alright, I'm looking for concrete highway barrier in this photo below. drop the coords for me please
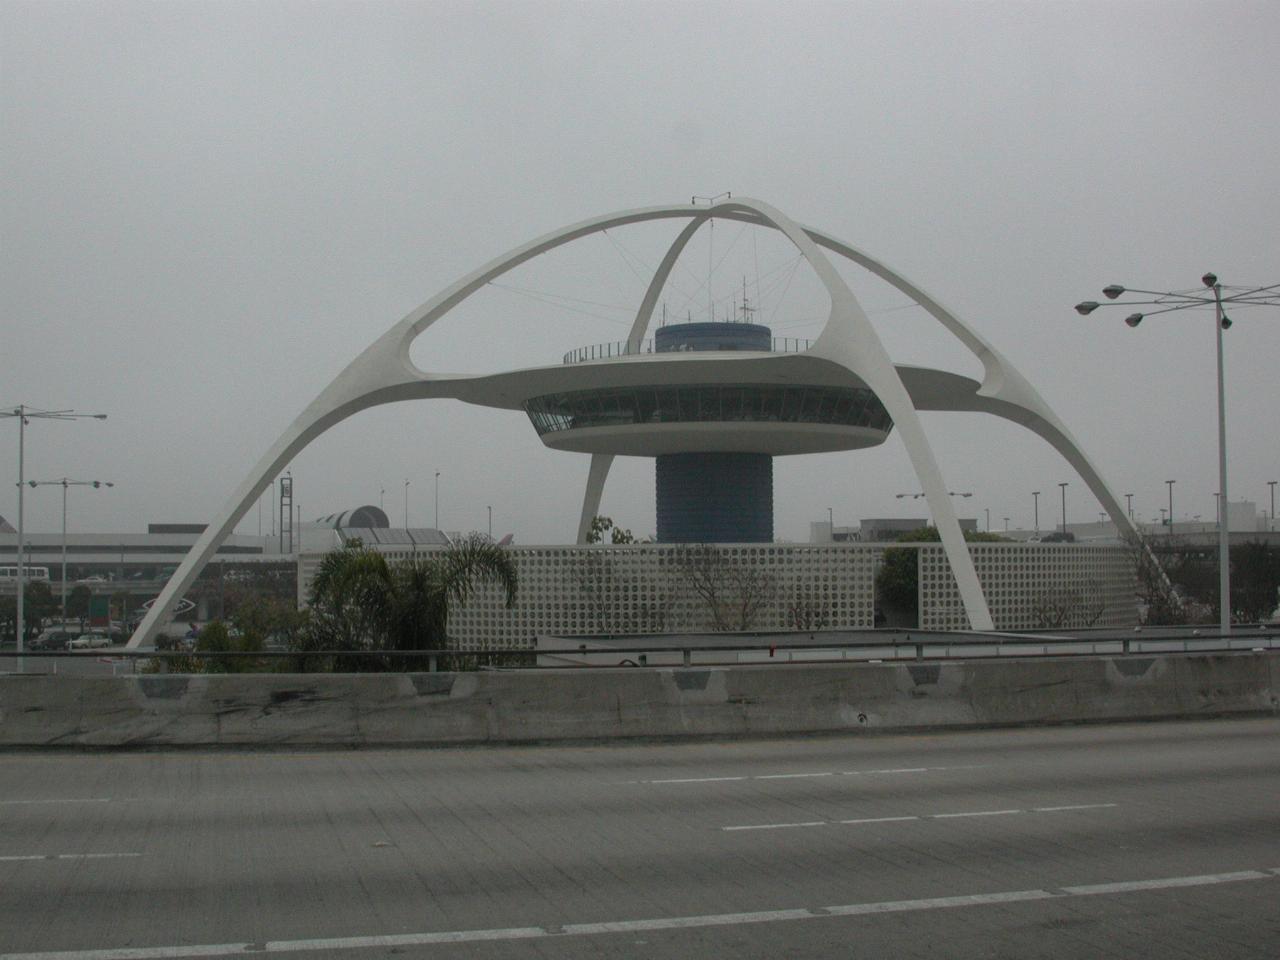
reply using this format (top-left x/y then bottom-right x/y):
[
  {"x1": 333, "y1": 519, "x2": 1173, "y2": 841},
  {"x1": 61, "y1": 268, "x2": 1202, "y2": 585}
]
[{"x1": 1, "y1": 652, "x2": 1276, "y2": 747}]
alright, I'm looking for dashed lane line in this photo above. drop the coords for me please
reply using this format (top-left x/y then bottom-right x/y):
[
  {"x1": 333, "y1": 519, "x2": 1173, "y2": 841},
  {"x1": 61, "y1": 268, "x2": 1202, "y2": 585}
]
[
  {"x1": 0, "y1": 867, "x2": 1274, "y2": 960},
  {"x1": 0, "y1": 853, "x2": 142, "y2": 862},
  {"x1": 633, "y1": 763, "x2": 986, "y2": 785},
  {"x1": 0, "y1": 799, "x2": 114, "y2": 806},
  {"x1": 723, "y1": 802, "x2": 1118, "y2": 832}
]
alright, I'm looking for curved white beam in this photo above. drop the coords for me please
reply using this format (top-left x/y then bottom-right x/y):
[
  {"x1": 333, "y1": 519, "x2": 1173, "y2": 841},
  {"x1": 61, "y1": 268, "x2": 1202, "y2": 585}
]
[
  {"x1": 803, "y1": 228, "x2": 1139, "y2": 544},
  {"x1": 581, "y1": 214, "x2": 712, "y2": 537},
  {"x1": 711, "y1": 206, "x2": 1139, "y2": 543}
]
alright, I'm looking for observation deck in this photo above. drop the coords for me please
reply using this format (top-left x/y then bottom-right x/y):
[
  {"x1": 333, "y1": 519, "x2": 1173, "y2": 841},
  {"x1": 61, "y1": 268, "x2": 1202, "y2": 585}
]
[{"x1": 526, "y1": 321, "x2": 895, "y2": 542}]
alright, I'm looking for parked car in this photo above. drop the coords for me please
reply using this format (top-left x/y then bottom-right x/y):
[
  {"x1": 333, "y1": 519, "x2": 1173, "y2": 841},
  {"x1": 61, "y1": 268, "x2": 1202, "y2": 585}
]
[
  {"x1": 68, "y1": 633, "x2": 111, "y2": 650},
  {"x1": 31, "y1": 631, "x2": 77, "y2": 651}
]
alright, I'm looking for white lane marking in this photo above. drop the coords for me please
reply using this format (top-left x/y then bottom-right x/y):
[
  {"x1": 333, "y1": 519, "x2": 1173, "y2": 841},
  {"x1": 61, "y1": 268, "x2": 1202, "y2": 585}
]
[
  {"x1": 1, "y1": 867, "x2": 1275, "y2": 960},
  {"x1": 836, "y1": 816, "x2": 919, "y2": 825},
  {"x1": 564, "y1": 908, "x2": 813, "y2": 935},
  {"x1": 0, "y1": 853, "x2": 142, "y2": 862},
  {"x1": 1062, "y1": 870, "x2": 1270, "y2": 895},
  {"x1": 723, "y1": 803, "x2": 1115, "y2": 831},
  {"x1": 0, "y1": 799, "x2": 113, "y2": 806},
  {"x1": 1033, "y1": 803, "x2": 1118, "y2": 813},
  {"x1": 634, "y1": 763, "x2": 987, "y2": 785},
  {"x1": 264, "y1": 927, "x2": 545, "y2": 950},
  {"x1": 757, "y1": 772, "x2": 835, "y2": 780},
  {"x1": 824, "y1": 889, "x2": 1056, "y2": 916}
]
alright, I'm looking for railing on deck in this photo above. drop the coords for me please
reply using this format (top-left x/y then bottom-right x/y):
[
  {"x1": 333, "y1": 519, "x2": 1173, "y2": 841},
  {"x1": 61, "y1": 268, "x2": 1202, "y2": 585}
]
[{"x1": 562, "y1": 337, "x2": 814, "y2": 365}]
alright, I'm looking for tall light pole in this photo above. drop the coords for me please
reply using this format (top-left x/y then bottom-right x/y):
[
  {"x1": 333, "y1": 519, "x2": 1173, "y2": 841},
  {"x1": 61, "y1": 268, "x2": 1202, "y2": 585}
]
[
  {"x1": 1032, "y1": 491, "x2": 1040, "y2": 536},
  {"x1": 1078, "y1": 275, "x2": 1278, "y2": 633},
  {"x1": 827, "y1": 506, "x2": 833, "y2": 539},
  {"x1": 1124, "y1": 493, "x2": 1134, "y2": 521},
  {"x1": 25, "y1": 478, "x2": 113, "y2": 622},
  {"x1": 403, "y1": 480, "x2": 410, "y2": 528},
  {"x1": 1058, "y1": 482, "x2": 1068, "y2": 536},
  {"x1": 434, "y1": 471, "x2": 441, "y2": 529},
  {"x1": 2, "y1": 406, "x2": 108, "y2": 661},
  {"x1": 1269, "y1": 481, "x2": 1276, "y2": 532},
  {"x1": 1165, "y1": 480, "x2": 1175, "y2": 533},
  {"x1": 487, "y1": 505, "x2": 492, "y2": 540},
  {"x1": 984, "y1": 507, "x2": 990, "y2": 532}
]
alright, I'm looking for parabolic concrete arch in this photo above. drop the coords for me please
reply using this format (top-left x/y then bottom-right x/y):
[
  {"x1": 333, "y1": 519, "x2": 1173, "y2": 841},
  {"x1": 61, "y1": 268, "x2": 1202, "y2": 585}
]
[{"x1": 127, "y1": 197, "x2": 1136, "y2": 648}]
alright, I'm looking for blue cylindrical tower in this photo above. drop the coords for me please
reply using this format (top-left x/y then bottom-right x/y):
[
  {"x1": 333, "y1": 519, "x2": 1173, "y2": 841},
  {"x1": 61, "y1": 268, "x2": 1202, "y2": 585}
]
[
  {"x1": 656, "y1": 451, "x2": 773, "y2": 543},
  {"x1": 654, "y1": 323, "x2": 774, "y2": 542}
]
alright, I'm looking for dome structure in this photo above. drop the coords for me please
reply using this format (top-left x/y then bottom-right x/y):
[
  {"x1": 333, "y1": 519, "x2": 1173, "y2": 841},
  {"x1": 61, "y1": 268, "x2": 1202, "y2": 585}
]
[{"x1": 128, "y1": 196, "x2": 1139, "y2": 646}]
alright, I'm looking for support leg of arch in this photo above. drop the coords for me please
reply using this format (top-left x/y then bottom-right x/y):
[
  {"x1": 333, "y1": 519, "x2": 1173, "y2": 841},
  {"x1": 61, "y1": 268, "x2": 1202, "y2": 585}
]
[
  {"x1": 576, "y1": 454, "x2": 615, "y2": 544},
  {"x1": 721, "y1": 197, "x2": 996, "y2": 631},
  {"x1": 126, "y1": 358, "x2": 439, "y2": 649}
]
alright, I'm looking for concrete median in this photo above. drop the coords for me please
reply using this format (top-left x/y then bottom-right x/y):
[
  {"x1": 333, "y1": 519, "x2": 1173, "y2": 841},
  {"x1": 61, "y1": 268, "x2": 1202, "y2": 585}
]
[{"x1": 1, "y1": 652, "x2": 1276, "y2": 747}]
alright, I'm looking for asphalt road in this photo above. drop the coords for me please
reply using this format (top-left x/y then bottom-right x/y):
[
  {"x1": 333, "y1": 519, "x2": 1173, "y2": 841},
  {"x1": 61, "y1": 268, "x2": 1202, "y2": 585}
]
[{"x1": 1, "y1": 718, "x2": 1278, "y2": 959}]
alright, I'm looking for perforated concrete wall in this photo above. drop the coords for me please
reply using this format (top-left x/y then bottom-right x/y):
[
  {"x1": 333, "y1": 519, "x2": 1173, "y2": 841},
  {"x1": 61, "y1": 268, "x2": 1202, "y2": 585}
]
[
  {"x1": 299, "y1": 542, "x2": 1136, "y2": 649},
  {"x1": 918, "y1": 543, "x2": 1137, "y2": 631}
]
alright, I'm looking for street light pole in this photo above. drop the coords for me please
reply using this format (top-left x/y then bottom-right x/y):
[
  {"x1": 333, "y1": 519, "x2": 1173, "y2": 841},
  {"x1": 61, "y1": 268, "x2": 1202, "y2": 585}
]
[
  {"x1": 487, "y1": 505, "x2": 492, "y2": 540},
  {"x1": 1058, "y1": 482, "x2": 1068, "y2": 536},
  {"x1": 1166, "y1": 480, "x2": 1176, "y2": 534},
  {"x1": 1210, "y1": 279, "x2": 1230, "y2": 630},
  {"x1": 403, "y1": 480, "x2": 410, "y2": 528},
  {"x1": 2, "y1": 406, "x2": 107, "y2": 662},
  {"x1": 1077, "y1": 274, "x2": 1278, "y2": 634},
  {"x1": 1269, "y1": 481, "x2": 1277, "y2": 532},
  {"x1": 1124, "y1": 493, "x2": 1133, "y2": 521},
  {"x1": 1032, "y1": 491, "x2": 1040, "y2": 536},
  {"x1": 434, "y1": 471, "x2": 441, "y2": 529},
  {"x1": 25, "y1": 479, "x2": 114, "y2": 622}
]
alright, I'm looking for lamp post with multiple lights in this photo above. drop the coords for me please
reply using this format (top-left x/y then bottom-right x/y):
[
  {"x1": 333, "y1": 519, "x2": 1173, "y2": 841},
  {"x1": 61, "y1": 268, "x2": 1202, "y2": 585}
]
[
  {"x1": 2, "y1": 406, "x2": 108, "y2": 662},
  {"x1": 1058, "y1": 482, "x2": 1069, "y2": 536},
  {"x1": 1165, "y1": 480, "x2": 1176, "y2": 533},
  {"x1": 1076, "y1": 273, "x2": 1278, "y2": 633},
  {"x1": 25, "y1": 478, "x2": 114, "y2": 622},
  {"x1": 1032, "y1": 491, "x2": 1040, "y2": 537}
]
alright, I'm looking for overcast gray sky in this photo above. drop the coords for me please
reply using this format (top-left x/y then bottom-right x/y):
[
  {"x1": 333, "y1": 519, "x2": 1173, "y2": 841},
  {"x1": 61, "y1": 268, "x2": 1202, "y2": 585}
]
[{"x1": 4, "y1": 0, "x2": 1278, "y2": 545}]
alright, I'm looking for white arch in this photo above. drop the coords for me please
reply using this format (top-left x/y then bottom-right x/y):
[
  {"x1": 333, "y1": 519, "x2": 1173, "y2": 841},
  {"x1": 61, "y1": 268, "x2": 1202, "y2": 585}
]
[{"x1": 127, "y1": 198, "x2": 1136, "y2": 647}]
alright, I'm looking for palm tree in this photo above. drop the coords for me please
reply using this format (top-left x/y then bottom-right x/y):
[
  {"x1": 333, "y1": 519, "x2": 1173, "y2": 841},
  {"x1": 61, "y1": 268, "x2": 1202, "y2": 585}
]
[
  {"x1": 303, "y1": 534, "x2": 518, "y2": 667},
  {"x1": 306, "y1": 540, "x2": 394, "y2": 650}
]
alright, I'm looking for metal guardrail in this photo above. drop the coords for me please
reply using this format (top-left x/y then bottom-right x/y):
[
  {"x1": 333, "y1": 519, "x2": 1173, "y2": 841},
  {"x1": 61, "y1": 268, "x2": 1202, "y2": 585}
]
[
  {"x1": 4, "y1": 627, "x2": 1277, "y2": 673},
  {"x1": 562, "y1": 337, "x2": 814, "y2": 365}
]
